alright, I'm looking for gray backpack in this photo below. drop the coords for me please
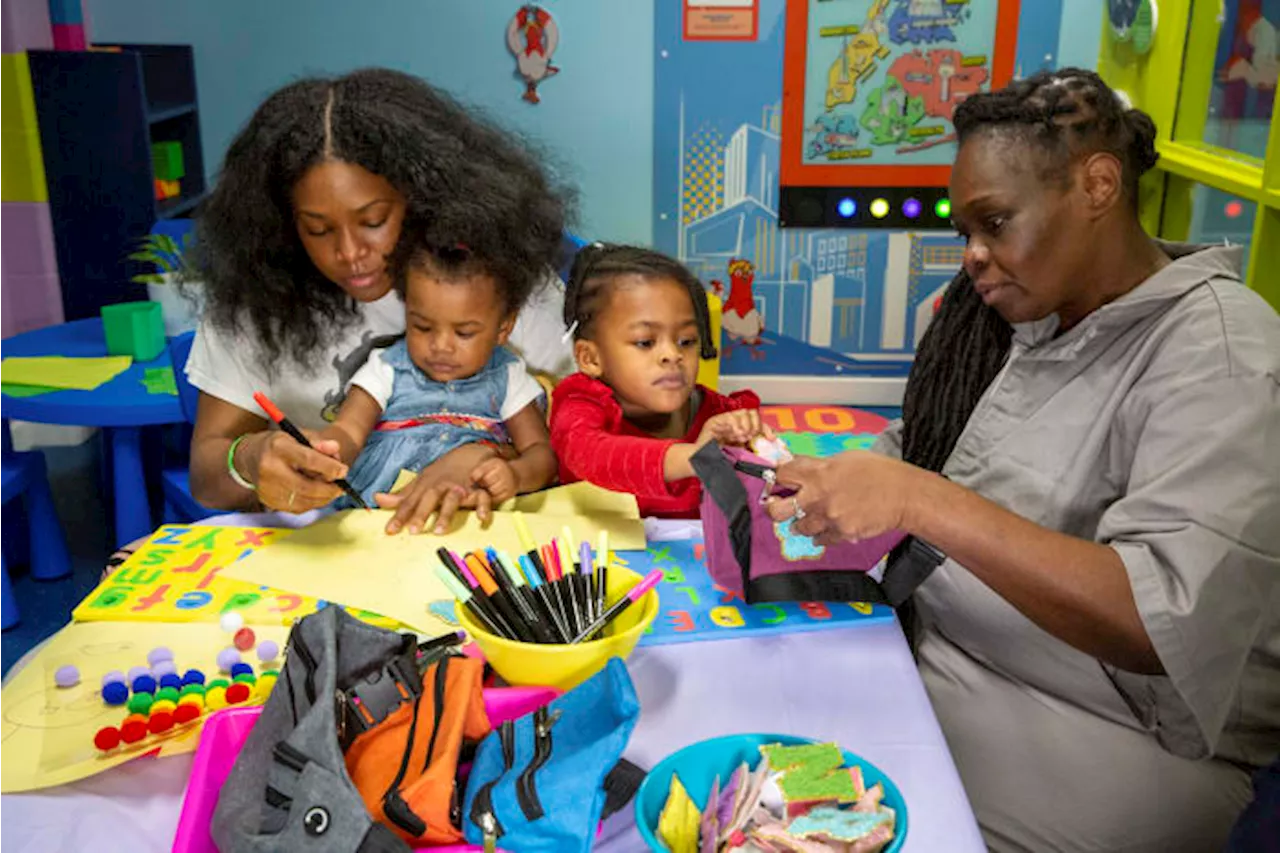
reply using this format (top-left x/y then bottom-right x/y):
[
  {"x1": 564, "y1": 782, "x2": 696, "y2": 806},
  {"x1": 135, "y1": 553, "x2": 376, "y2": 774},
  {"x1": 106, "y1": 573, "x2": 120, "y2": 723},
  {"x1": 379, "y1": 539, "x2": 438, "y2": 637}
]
[{"x1": 211, "y1": 607, "x2": 419, "y2": 852}]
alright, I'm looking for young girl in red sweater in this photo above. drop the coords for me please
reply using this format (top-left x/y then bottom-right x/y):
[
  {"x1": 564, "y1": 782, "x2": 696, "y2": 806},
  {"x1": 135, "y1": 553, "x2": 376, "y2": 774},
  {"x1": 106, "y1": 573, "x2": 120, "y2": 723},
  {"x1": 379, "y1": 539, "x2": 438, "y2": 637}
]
[{"x1": 550, "y1": 244, "x2": 770, "y2": 518}]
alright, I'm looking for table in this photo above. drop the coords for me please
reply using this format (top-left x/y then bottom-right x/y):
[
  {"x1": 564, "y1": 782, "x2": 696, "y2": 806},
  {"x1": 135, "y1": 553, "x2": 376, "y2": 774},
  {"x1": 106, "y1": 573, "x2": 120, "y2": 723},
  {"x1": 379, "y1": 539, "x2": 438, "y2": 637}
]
[
  {"x1": 1, "y1": 319, "x2": 184, "y2": 546},
  {"x1": 0, "y1": 515, "x2": 983, "y2": 852}
]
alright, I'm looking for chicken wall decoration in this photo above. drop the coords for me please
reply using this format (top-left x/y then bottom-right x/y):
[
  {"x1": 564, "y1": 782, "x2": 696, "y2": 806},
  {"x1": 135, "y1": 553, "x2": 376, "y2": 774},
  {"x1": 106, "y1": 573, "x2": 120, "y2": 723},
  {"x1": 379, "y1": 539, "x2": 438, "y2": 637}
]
[{"x1": 507, "y1": 4, "x2": 559, "y2": 104}]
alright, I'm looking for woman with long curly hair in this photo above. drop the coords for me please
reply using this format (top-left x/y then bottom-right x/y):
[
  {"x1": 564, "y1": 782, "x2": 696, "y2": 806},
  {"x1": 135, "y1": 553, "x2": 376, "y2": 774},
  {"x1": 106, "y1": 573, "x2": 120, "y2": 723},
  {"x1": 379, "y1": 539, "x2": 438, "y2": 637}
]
[{"x1": 184, "y1": 68, "x2": 573, "y2": 531}]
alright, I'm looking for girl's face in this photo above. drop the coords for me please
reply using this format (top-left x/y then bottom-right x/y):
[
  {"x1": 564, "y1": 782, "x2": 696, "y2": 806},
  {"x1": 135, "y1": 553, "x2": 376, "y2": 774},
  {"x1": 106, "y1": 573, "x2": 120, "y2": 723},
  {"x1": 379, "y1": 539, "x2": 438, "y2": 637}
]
[
  {"x1": 404, "y1": 265, "x2": 514, "y2": 383},
  {"x1": 949, "y1": 133, "x2": 1091, "y2": 326},
  {"x1": 575, "y1": 276, "x2": 701, "y2": 421},
  {"x1": 291, "y1": 160, "x2": 407, "y2": 303}
]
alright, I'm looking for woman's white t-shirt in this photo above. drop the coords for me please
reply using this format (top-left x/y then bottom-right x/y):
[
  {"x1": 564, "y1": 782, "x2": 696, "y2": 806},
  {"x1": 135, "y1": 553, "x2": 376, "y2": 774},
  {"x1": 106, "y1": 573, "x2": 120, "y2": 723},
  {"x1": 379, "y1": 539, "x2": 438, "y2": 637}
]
[{"x1": 186, "y1": 274, "x2": 573, "y2": 431}]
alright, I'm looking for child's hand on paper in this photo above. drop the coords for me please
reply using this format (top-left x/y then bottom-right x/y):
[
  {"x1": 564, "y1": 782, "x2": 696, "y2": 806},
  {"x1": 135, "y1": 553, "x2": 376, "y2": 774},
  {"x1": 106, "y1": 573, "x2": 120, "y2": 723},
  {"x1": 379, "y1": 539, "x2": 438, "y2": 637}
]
[
  {"x1": 375, "y1": 443, "x2": 502, "y2": 535},
  {"x1": 696, "y1": 409, "x2": 774, "y2": 450},
  {"x1": 470, "y1": 457, "x2": 518, "y2": 507}
]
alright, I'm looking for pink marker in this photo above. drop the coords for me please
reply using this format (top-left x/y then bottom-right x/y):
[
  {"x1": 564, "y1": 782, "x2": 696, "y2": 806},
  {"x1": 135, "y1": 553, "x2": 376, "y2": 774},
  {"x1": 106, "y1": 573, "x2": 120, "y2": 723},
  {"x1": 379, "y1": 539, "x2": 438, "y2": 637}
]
[
  {"x1": 452, "y1": 550, "x2": 479, "y2": 588},
  {"x1": 570, "y1": 569, "x2": 662, "y2": 644}
]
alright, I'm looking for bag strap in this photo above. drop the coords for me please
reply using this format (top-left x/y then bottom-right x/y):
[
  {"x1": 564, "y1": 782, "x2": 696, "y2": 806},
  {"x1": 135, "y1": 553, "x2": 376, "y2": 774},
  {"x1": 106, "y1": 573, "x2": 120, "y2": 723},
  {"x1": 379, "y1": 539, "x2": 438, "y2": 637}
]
[
  {"x1": 600, "y1": 758, "x2": 646, "y2": 820},
  {"x1": 338, "y1": 635, "x2": 423, "y2": 750},
  {"x1": 690, "y1": 443, "x2": 755, "y2": 593}
]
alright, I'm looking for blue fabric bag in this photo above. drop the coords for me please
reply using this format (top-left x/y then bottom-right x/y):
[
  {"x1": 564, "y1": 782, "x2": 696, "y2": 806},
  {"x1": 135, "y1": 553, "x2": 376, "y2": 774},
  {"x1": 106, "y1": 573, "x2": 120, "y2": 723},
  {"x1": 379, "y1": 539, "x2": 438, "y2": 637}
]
[{"x1": 462, "y1": 658, "x2": 641, "y2": 852}]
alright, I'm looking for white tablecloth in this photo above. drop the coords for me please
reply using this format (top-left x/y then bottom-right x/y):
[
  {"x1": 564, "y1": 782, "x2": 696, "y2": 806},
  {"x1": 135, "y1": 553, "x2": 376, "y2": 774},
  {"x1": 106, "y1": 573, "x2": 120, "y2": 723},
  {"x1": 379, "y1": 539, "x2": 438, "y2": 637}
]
[{"x1": 1, "y1": 514, "x2": 983, "y2": 852}]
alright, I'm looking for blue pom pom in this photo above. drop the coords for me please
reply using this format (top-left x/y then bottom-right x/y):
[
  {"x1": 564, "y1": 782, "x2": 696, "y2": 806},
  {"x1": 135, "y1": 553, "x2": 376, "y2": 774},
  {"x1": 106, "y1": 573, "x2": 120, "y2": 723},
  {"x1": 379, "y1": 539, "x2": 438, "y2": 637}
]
[
  {"x1": 158, "y1": 673, "x2": 183, "y2": 690},
  {"x1": 229, "y1": 662, "x2": 254, "y2": 678},
  {"x1": 130, "y1": 674, "x2": 157, "y2": 695},
  {"x1": 102, "y1": 681, "x2": 129, "y2": 705},
  {"x1": 181, "y1": 668, "x2": 206, "y2": 686}
]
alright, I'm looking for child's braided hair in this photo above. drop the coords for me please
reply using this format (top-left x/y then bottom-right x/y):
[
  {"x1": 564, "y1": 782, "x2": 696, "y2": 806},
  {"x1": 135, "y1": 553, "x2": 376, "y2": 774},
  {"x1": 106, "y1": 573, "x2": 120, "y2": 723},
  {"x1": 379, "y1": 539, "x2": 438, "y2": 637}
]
[{"x1": 563, "y1": 244, "x2": 718, "y2": 360}]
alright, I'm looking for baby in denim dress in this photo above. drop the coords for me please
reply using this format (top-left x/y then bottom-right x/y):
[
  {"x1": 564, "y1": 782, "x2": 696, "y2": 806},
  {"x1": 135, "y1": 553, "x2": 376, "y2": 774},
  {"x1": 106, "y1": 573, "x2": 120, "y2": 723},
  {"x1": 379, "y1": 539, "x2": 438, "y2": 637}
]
[{"x1": 321, "y1": 242, "x2": 558, "y2": 512}]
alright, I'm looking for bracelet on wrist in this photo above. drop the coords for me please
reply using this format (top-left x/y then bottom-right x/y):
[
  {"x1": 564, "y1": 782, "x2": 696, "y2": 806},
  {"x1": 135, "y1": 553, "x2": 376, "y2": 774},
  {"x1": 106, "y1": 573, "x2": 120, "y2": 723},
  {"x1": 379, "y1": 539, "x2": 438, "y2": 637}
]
[{"x1": 227, "y1": 434, "x2": 257, "y2": 492}]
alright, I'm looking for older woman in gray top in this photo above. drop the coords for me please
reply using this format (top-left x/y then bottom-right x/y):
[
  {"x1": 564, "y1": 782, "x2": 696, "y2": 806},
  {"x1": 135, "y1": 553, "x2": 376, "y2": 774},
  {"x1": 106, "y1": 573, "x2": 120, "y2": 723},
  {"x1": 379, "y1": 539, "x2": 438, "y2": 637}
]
[{"x1": 769, "y1": 68, "x2": 1280, "y2": 852}]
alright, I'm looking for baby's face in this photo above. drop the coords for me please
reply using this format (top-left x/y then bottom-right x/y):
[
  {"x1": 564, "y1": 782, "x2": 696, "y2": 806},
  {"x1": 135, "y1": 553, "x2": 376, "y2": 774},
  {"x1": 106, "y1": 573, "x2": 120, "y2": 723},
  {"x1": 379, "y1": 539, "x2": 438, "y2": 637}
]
[{"x1": 403, "y1": 268, "x2": 514, "y2": 383}]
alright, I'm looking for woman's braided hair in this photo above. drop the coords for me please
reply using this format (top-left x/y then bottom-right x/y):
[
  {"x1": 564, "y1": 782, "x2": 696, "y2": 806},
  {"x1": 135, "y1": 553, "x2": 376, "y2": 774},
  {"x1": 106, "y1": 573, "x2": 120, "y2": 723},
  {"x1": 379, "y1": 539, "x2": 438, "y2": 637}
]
[
  {"x1": 900, "y1": 68, "x2": 1159, "y2": 473},
  {"x1": 563, "y1": 243, "x2": 718, "y2": 360}
]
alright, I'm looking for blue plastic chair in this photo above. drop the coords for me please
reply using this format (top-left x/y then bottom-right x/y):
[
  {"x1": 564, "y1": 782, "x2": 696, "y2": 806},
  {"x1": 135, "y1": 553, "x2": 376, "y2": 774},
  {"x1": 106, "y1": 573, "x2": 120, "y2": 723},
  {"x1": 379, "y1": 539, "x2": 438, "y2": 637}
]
[
  {"x1": 160, "y1": 330, "x2": 217, "y2": 523},
  {"x1": 1, "y1": 429, "x2": 73, "y2": 629}
]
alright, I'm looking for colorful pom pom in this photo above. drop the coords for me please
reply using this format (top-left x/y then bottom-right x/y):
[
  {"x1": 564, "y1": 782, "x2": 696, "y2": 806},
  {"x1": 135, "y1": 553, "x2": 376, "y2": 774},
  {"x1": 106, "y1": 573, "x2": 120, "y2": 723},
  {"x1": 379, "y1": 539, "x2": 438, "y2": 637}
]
[
  {"x1": 147, "y1": 646, "x2": 174, "y2": 666},
  {"x1": 229, "y1": 662, "x2": 253, "y2": 678},
  {"x1": 102, "y1": 681, "x2": 130, "y2": 706},
  {"x1": 93, "y1": 726, "x2": 121, "y2": 751},
  {"x1": 155, "y1": 686, "x2": 180, "y2": 703},
  {"x1": 101, "y1": 669, "x2": 126, "y2": 688},
  {"x1": 119, "y1": 720, "x2": 148, "y2": 744},
  {"x1": 127, "y1": 692, "x2": 154, "y2": 714},
  {"x1": 148, "y1": 711, "x2": 174, "y2": 734},
  {"x1": 257, "y1": 640, "x2": 279, "y2": 662},
  {"x1": 158, "y1": 673, "x2": 183, "y2": 691},
  {"x1": 217, "y1": 647, "x2": 241, "y2": 673},
  {"x1": 205, "y1": 687, "x2": 228, "y2": 711},
  {"x1": 219, "y1": 611, "x2": 245, "y2": 633},
  {"x1": 173, "y1": 703, "x2": 201, "y2": 724},
  {"x1": 54, "y1": 664, "x2": 80, "y2": 688},
  {"x1": 233, "y1": 627, "x2": 256, "y2": 651},
  {"x1": 151, "y1": 660, "x2": 178, "y2": 678},
  {"x1": 130, "y1": 674, "x2": 157, "y2": 695},
  {"x1": 181, "y1": 669, "x2": 206, "y2": 686},
  {"x1": 225, "y1": 683, "x2": 251, "y2": 705}
]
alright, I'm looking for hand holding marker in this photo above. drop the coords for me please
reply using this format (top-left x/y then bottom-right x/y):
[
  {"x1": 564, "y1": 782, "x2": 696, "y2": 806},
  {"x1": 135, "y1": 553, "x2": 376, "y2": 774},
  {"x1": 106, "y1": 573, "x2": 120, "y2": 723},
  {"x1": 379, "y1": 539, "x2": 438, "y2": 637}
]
[{"x1": 252, "y1": 391, "x2": 370, "y2": 510}]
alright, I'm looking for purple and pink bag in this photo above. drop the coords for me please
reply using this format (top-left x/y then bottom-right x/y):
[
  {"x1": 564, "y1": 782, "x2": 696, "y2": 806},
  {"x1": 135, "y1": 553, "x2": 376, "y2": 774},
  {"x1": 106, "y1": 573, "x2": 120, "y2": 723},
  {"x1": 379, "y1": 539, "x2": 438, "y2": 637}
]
[{"x1": 691, "y1": 444, "x2": 944, "y2": 605}]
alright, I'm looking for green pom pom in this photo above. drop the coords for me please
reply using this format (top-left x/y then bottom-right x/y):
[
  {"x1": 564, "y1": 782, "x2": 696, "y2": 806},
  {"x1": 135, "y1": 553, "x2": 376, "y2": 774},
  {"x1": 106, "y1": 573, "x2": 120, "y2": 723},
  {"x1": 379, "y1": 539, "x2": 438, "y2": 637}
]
[
  {"x1": 127, "y1": 692, "x2": 154, "y2": 714},
  {"x1": 233, "y1": 673, "x2": 257, "y2": 685},
  {"x1": 206, "y1": 678, "x2": 230, "y2": 690},
  {"x1": 261, "y1": 669, "x2": 280, "y2": 678},
  {"x1": 155, "y1": 687, "x2": 180, "y2": 703},
  {"x1": 180, "y1": 683, "x2": 206, "y2": 697}
]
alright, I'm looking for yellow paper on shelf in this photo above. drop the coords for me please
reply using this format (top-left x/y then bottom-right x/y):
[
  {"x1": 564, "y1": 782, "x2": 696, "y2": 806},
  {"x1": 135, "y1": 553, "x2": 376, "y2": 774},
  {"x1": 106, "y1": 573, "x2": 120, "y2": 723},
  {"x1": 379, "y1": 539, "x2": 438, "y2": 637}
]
[
  {"x1": 72, "y1": 524, "x2": 401, "y2": 630},
  {"x1": 0, "y1": 355, "x2": 132, "y2": 390},
  {"x1": 0, "y1": 620, "x2": 289, "y2": 793},
  {"x1": 389, "y1": 473, "x2": 641, "y2": 521},
  {"x1": 220, "y1": 506, "x2": 644, "y2": 636}
]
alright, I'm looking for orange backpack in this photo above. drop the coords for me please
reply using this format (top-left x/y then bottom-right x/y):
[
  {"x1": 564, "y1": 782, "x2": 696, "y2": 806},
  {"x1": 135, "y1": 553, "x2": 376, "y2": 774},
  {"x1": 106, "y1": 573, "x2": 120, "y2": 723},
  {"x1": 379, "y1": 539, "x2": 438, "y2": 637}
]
[{"x1": 344, "y1": 654, "x2": 492, "y2": 845}]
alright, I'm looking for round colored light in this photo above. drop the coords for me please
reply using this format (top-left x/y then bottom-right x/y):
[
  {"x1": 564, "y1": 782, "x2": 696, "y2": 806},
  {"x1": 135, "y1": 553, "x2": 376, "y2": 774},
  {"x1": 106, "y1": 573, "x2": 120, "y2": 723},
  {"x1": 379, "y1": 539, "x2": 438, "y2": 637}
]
[
  {"x1": 902, "y1": 198, "x2": 922, "y2": 218},
  {"x1": 870, "y1": 198, "x2": 890, "y2": 219},
  {"x1": 935, "y1": 197, "x2": 952, "y2": 218},
  {"x1": 836, "y1": 197, "x2": 857, "y2": 218},
  {"x1": 1225, "y1": 200, "x2": 1244, "y2": 219}
]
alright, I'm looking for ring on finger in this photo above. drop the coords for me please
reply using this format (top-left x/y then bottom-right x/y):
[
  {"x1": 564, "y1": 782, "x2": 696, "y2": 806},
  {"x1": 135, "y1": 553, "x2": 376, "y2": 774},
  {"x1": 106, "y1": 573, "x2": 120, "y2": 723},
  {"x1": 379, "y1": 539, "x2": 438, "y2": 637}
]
[
  {"x1": 791, "y1": 496, "x2": 806, "y2": 521},
  {"x1": 287, "y1": 490, "x2": 296, "y2": 509}
]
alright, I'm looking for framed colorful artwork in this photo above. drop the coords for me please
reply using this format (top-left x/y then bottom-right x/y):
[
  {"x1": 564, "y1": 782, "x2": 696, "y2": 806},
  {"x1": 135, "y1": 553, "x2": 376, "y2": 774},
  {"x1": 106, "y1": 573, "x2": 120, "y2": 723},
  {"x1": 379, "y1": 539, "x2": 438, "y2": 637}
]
[{"x1": 779, "y1": 0, "x2": 1021, "y2": 229}]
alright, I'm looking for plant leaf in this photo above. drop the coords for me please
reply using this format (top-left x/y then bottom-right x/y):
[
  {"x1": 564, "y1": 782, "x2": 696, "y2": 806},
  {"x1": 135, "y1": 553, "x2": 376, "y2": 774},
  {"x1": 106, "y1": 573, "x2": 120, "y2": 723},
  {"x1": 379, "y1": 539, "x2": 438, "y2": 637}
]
[{"x1": 131, "y1": 274, "x2": 167, "y2": 284}]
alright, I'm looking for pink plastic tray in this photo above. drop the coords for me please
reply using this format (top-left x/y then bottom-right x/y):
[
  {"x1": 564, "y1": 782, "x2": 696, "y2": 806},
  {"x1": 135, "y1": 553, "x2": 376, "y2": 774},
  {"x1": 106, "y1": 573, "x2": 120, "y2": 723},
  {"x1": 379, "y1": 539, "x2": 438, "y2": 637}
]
[{"x1": 172, "y1": 685, "x2": 559, "y2": 853}]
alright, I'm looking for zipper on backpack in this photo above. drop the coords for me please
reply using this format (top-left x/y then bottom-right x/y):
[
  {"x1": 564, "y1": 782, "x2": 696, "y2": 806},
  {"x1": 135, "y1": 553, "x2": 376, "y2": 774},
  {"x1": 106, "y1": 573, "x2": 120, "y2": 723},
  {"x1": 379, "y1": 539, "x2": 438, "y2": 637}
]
[
  {"x1": 272, "y1": 739, "x2": 309, "y2": 773},
  {"x1": 469, "y1": 719, "x2": 514, "y2": 844},
  {"x1": 380, "y1": 677, "x2": 429, "y2": 837},
  {"x1": 515, "y1": 706, "x2": 560, "y2": 821},
  {"x1": 420, "y1": 655, "x2": 450, "y2": 773}
]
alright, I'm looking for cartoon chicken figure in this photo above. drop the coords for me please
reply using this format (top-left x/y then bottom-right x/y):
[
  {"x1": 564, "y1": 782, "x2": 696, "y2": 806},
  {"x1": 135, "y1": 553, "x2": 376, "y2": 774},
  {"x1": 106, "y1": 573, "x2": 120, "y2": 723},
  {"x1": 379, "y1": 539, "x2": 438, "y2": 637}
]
[
  {"x1": 712, "y1": 258, "x2": 766, "y2": 360},
  {"x1": 507, "y1": 4, "x2": 559, "y2": 104}
]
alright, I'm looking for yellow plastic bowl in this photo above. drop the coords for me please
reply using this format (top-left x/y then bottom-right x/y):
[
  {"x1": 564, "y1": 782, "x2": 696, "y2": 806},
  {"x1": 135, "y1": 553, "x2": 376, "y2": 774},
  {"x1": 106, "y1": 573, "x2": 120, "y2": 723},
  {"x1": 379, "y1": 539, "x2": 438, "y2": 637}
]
[{"x1": 456, "y1": 565, "x2": 658, "y2": 692}]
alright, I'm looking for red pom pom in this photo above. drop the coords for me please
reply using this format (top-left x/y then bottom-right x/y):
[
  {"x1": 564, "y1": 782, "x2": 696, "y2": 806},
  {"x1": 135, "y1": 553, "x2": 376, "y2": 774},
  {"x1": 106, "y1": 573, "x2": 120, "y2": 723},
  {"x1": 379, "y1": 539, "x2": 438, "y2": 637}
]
[
  {"x1": 173, "y1": 703, "x2": 201, "y2": 724},
  {"x1": 225, "y1": 682, "x2": 251, "y2": 704},
  {"x1": 233, "y1": 627, "x2": 256, "y2": 651},
  {"x1": 148, "y1": 711, "x2": 174, "y2": 734},
  {"x1": 93, "y1": 726, "x2": 122, "y2": 751},
  {"x1": 120, "y1": 720, "x2": 148, "y2": 743}
]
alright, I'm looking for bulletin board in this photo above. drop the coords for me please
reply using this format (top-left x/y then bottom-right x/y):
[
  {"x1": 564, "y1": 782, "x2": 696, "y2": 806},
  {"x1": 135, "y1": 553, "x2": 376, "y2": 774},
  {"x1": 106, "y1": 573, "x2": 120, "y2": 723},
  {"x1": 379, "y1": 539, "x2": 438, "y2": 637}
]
[{"x1": 779, "y1": 0, "x2": 1021, "y2": 229}]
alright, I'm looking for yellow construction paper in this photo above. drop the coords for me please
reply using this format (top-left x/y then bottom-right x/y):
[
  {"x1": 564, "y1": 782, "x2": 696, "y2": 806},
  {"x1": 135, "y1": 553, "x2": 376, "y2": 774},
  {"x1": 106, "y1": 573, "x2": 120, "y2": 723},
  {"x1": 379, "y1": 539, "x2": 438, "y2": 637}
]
[
  {"x1": 72, "y1": 524, "x2": 401, "y2": 630},
  {"x1": 219, "y1": 507, "x2": 645, "y2": 636},
  {"x1": 389, "y1": 472, "x2": 641, "y2": 520},
  {"x1": 0, "y1": 621, "x2": 289, "y2": 793},
  {"x1": 658, "y1": 772, "x2": 701, "y2": 853},
  {"x1": 0, "y1": 355, "x2": 132, "y2": 391}
]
